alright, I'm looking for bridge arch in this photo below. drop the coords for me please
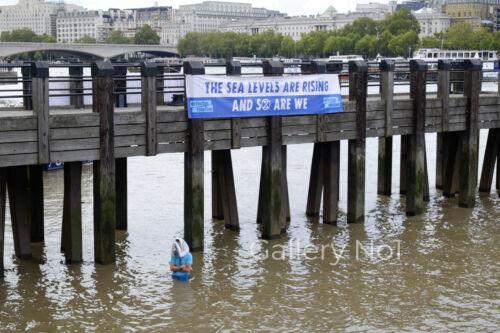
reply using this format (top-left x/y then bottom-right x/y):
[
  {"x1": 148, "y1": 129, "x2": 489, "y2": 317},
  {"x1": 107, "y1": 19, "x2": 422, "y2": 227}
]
[{"x1": 0, "y1": 42, "x2": 179, "y2": 60}]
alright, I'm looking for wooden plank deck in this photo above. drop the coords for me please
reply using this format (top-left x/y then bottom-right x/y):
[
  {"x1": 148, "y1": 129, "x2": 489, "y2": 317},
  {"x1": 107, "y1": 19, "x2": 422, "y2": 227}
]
[{"x1": 0, "y1": 94, "x2": 499, "y2": 168}]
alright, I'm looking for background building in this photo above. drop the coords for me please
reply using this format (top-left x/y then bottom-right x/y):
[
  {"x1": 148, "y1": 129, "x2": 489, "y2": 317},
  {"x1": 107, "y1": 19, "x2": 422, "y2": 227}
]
[
  {"x1": 0, "y1": 0, "x2": 82, "y2": 37},
  {"x1": 397, "y1": 0, "x2": 427, "y2": 11},
  {"x1": 161, "y1": 1, "x2": 285, "y2": 45},
  {"x1": 443, "y1": 0, "x2": 500, "y2": 29},
  {"x1": 413, "y1": 7, "x2": 451, "y2": 37},
  {"x1": 56, "y1": 10, "x2": 113, "y2": 43},
  {"x1": 495, "y1": 5, "x2": 500, "y2": 30},
  {"x1": 355, "y1": 2, "x2": 394, "y2": 17},
  {"x1": 110, "y1": 6, "x2": 172, "y2": 38}
]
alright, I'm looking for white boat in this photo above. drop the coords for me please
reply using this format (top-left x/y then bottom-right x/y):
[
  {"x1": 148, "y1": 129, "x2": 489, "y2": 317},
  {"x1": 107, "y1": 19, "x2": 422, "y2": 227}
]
[
  {"x1": 328, "y1": 54, "x2": 364, "y2": 62},
  {"x1": 413, "y1": 48, "x2": 499, "y2": 80}
]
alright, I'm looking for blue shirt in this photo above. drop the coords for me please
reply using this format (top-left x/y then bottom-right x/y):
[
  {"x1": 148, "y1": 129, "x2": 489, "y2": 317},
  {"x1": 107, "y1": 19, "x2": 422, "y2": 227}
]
[{"x1": 170, "y1": 253, "x2": 193, "y2": 281}]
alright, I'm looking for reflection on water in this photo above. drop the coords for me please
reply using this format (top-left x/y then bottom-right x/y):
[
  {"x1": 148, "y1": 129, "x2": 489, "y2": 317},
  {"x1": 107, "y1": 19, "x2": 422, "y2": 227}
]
[{"x1": 0, "y1": 134, "x2": 499, "y2": 331}]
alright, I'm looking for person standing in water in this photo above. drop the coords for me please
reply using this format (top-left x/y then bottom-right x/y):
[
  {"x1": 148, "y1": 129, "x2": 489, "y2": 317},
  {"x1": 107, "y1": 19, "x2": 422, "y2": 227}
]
[{"x1": 169, "y1": 238, "x2": 193, "y2": 281}]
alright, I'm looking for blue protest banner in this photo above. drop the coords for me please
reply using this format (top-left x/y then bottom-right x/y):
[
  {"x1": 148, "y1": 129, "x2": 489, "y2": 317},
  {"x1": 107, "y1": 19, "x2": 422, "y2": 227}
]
[{"x1": 185, "y1": 74, "x2": 343, "y2": 119}]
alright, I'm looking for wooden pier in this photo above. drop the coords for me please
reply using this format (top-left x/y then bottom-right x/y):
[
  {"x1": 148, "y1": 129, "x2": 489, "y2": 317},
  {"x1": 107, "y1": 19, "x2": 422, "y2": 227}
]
[{"x1": 0, "y1": 59, "x2": 499, "y2": 274}]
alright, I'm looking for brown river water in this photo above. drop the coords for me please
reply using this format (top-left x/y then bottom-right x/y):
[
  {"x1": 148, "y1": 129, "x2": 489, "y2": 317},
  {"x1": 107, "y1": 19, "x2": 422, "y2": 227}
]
[
  {"x1": 0, "y1": 68, "x2": 499, "y2": 331},
  {"x1": 0, "y1": 135, "x2": 499, "y2": 332}
]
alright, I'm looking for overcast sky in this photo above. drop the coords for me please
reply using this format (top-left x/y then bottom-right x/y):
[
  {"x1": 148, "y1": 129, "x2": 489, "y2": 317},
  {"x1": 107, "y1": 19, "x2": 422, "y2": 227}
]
[{"x1": 0, "y1": 0, "x2": 392, "y2": 15}]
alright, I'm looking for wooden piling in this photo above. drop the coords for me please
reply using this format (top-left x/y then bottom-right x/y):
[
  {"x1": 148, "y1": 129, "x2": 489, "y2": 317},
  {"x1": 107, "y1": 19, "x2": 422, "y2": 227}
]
[
  {"x1": 62, "y1": 162, "x2": 82, "y2": 263},
  {"x1": 32, "y1": 62, "x2": 50, "y2": 164},
  {"x1": 323, "y1": 141, "x2": 340, "y2": 224},
  {"x1": 156, "y1": 65, "x2": 165, "y2": 106},
  {"x1": 92, "y1": 62, "x2": 116, "y2": 264},
  {"x1": 259, "y1": 60, "x2": 286, "y2": 237},
  {"x1": 0, "y1": 169, "x2": 5, "y2": 277},
  {"x1": 459, "y1": 59, "x2": 481, "y2": 208},
  {"x1": 347, "y1": 60, "x2": 367, "y2": 223},
  {"x1": 211, "y1": 60, "x2": 240, "y2": 227},
  {"x1": 479, "y1": 129, "x2": 499, "y2": 193},
  {"x1": 6, "y1": 166, "x2": 32, "y2": 259},
  {"x1": 21, "y1": 64, "x2": 32, "y2": 110},
  {"x1": 69, "y1": 65, "x2": 84, "y2": 109},
  {"x1": 29, "y1": 165, "x2": 44, "y2": 242},
  {"x1": 406, "y1": 60, "x2": 427, "y2": 216},
  {"x1": 378, "y1": 60, "x2": 394, "y2": 196},
  {"x1": 114, "y1": 65, "x2": 128, "y2": 108},
  {"x1": 497, "y1": 60, "x2": 500, "y2": 193},
  {"x1": 436, "y1": 60, "x2": 451, "y2": 189},
  {"x1": 184, "y1": 61, "x2": 205, "y2": 251},
  {"x1": 303, "y1": 60, "x2": 341, "y2": 223},
  {"x1": 443, "y1": 132, "x2": 460, "y2": 197},
  {"x1": 400, "y1": 135, "x2": 410, "y2": 195},
  {"x1": 115, "y1": 158, "x2": 127, "y2": 231},
  {"x1": 142, "y1": 63, "x2": 159, "y2": 157},
  {"x1": 306, "y1": 143, "x2": 323, "y2": 217},
  {"x1": 212, "y1": 150, "x2": 239, "y2": 231}
]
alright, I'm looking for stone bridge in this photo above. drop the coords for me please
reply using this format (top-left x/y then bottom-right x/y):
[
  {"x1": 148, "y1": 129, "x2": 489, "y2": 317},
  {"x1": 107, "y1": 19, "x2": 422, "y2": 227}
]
[{"x1": 0, "y1": 42, "x2": 179, "y2": 59}]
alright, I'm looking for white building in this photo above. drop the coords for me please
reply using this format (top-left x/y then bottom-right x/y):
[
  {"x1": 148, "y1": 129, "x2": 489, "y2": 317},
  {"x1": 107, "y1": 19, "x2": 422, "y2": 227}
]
[
  {"x1": 355, "y1": 2, "x2": 393, "y2": 18},
  {"x1": 0, "y1": 0, "x2": 82, "y2": 37},
  {"x1": 56, "y1": 10, "x2": 113, "y2": 43},
  {"x1": 110, "y1": 6, "x2": 172, "y2": 38},
  {"x1": 161, "y1": 1, "x2": 285, "y2": 45},
  {"x1": 220, "y1": 7, "x2": 388, "y2": 41},
  {"x1": 222, "y1": 16, "x2": 336, "y2": 41},
  {"x1": 413, "y1": 7, "x2": 451, "y2": 37}
]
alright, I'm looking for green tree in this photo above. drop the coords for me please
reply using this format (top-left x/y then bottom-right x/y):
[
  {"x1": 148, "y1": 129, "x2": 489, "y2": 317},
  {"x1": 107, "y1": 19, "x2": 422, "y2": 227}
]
[
  {"x1": 1, "y1": 28, "x2": 39, "y2": 42},
  {"x1": 442, "y1": 23, "x2": 475, "y2": 49},
  {"x1": 38, "y1": 34, "x2": 56, "y2": 43},
  {"x1": 343, "y1": 17, "x2": 379, "y2": 37},
  {"x1": 388, "y1": 30, "x2": 419, "y2": 57},
  {"x1": 106, "y1": 30, "x2": 132, "y2": 44},
  {"x1": 75, "y1": 35, "x2": 97, "y2": 44},
  {"x1": 279, "y1": 36, "x2": 296, "y2": 58},
  {"x1": 324, "y1": 36, "x2": 354, "y2": 55},
  {"x1": 382, "y1": 8, "x2": 420, "y2": 35},
  {"x1": 419, "y1": 35, "x2": 441, "y2": 48},
  {"x1": 177, "y1": 32, "x2": 203, "y2": 56},
  {"x1": 355, "y1": 35, "x2": 378, "y2": 58},
  {"x1": 134, "y1": 25, "x2": 161, "y2": 45}
]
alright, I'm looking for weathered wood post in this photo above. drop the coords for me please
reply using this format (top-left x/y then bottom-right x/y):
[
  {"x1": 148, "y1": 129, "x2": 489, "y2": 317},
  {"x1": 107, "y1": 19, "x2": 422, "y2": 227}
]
[
  {"x1": 304, "y1": 61, "x2": 341, "y2": 223},
  {"x1": 479, "y1": 128, "x2": 499, "y2": 193},
  {"x1": 0, "y1": 169, "x2": 5, "y2": 277},
  {"x1": 113, "y1": 65, "x2": 128, "y2": 231},
  {"x1": 211, "y1": 60, "x2": 240, "y2": 231},
  {"x1": 62, "y1": 162, "x2": 82, "y2": 263},
  {"x1": 30, "y1": 62, "x2": 49, "y2": 243},
  {"x1": 156, "y1": 65, "x2": 165, "y2": 106},
  {"x1": 114, "y1": 65, "x2": 128, "y2": 108},
  {"x1": 6, "y1": 166, "x2": 32, "y2": 259},
  {"x1": 32, "y1": 62, "x2": 50, "y2": 165},
  {"x1": 92, "y1": 61, "x2": 116, "y2": 264},
  {"x1": 305, "y1": 61, "x2": 326, "y2": 218},
  {"x1": 258, "y1": 60, "x2": 287, "y2": 237},
  {"x1": 21, "y1": 64, "x2": 32, "y2": 110},
  {"x1": 28, "y1": 165, "x2": 43, "y2": 243},
  {"x1": 378, "y1": 60, "x2": 394, "y2": 196},
  {"x1": 347, "y1": 60, "x2": 367, "y2": 223},
  {"x1": 184, "y1": 61, "x2": 205, "y2": 251},
  {"x1": 459, "y1": 59, "x2": 481, "y2": 208},
  {"x1": 69, "y1": 64, "x2": 84, "y2": 109},
  {"x1": 142, "y1": 62, "x2": 159, "y2": 157},
  {"x1": 478, "y1": 60, "x2": 500, "y2": 194},
  {"x1": 436, "y1": 60, "x2": 451, "y2": 190},
  {"x1": 406, "y1": 60, "x2": 427, "y2": 216},
  {"x1": 497, "y1": 59, "x2": 500, "y2": 193}
]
